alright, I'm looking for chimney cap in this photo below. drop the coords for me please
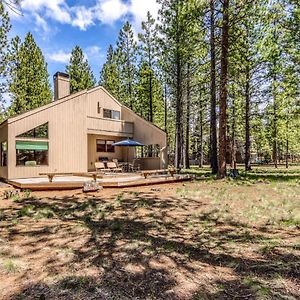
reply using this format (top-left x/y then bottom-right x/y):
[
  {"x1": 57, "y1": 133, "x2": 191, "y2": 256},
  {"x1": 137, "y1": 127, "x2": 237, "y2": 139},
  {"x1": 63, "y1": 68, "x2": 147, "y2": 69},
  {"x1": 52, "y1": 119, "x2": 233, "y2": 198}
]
[{"x1": 53, "y1": 72, "x2": 69, "y2": 80}]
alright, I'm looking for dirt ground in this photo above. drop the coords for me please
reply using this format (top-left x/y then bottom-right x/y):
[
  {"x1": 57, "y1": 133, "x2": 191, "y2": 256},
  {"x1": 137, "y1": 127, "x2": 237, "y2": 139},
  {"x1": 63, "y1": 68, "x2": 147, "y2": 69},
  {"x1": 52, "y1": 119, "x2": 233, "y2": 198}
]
[{"x1": 0, "y1": 175, "x2": 299, "y2": 299}]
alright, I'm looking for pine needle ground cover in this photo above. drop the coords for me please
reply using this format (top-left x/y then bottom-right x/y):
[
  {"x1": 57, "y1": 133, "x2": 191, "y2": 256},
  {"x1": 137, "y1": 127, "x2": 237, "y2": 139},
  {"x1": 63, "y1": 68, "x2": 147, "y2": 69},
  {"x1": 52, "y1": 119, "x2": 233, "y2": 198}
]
[{"x1": 0, "y1": 167, "x2": 299, "y2": 299}]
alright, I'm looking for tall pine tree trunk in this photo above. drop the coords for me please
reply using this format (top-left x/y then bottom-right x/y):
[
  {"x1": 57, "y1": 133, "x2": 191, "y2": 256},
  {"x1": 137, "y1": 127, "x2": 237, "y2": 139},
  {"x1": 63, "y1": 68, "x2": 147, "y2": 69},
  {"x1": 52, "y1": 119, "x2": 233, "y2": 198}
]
[
  {"x1": 199, "y1": 95, "x2": 204, "y2": 168},
  {"x1": 185, "y1": 63, "x2": 191, "y2": 169},
  {"x1": 149, "y1": 72, "x2": 153, "y2": 122},
  {"x1": 272, "y1": 73, "x2": 278, "y2": 169},
  {"x1": 209, "y1": 0, "x2": 218, "y2": 174},
  {"x1": 285, "y1": 115, "x2": 289, "y2": 168},
  {"x1": 218, "y1": 0, "x2": 229, "y2": 178},
  {"x1": 245, "y1": 64, "x2": 251, "y2": 171},
  {"x1": 231, "y1": 90, "x2": 237, "y2": 171},
  {"x1": 164, "y1": 79, "x2": 167, "y2": 132},
  {"x1": 175, "y1": 51, "x2": 183, "y2": 169}
]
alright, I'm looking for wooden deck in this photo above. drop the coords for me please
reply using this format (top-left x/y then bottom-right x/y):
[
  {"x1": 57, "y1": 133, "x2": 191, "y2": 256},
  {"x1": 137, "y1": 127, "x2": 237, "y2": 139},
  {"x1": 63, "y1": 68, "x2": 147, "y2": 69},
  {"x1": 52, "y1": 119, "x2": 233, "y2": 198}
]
[{"x1": 7, "y1": 174, "x2": 192, "y2": 191}]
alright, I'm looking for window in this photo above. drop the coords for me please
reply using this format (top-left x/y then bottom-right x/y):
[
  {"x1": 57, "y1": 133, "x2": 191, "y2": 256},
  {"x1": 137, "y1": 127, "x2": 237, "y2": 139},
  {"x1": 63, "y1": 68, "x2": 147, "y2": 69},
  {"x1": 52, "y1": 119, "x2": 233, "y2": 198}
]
[
  {"x1": 97, "y1": 102, "x2": 101, "y2": 114},
  {"x1": 96, "y1": 140, "x2": 106, "y2": 152},
  {"x1": 112, "y1": 110, "x2": 120, "y2": 120},
  {"x1": 96, "y1": 139, "x2": 115, "y2": 153},
  {"x1": 16, "y1": 141, "x2": 48, "y2": 166},
  {"x1": 1, "y1": 141, "x2": 7, "y2": 167},
  {"x1": 106, "y1": 140, "x2": 115, "y2": 152},
  {"x1": 103, "y1": 109, "x2": 120, "y2": 120},
  {"x1": 17, "y1": 122, "x2": 48, "y2": 139}
]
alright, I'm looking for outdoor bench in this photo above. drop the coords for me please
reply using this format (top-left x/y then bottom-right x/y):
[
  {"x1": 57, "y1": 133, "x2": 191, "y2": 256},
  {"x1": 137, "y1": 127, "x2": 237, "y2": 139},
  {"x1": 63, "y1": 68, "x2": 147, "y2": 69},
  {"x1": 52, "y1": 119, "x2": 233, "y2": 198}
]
[
  {"x1": 141, "y1": 169, "x2": 169, "y2": 179},
  {"x1": 39, "y1": 172, "x2": 73, "y2": 182}
]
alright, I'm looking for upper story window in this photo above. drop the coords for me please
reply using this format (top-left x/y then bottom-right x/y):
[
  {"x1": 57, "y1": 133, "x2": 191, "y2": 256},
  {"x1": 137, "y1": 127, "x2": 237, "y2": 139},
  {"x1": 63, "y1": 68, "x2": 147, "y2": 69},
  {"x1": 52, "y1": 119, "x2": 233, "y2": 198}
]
[
  {"x1": 17, "y1": 122, "x2": 48, "y2": 139},
  {"x1": 103, "y1": 109, "x2": 120, "y2": 120}
]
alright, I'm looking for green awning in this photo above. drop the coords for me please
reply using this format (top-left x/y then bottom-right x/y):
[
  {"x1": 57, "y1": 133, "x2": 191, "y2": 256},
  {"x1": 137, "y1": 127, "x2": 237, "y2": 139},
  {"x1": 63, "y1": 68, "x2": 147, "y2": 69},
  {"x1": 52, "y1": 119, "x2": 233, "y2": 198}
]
[{"x1": 16, "y1": 141, "x2": 48, "y2": 151}]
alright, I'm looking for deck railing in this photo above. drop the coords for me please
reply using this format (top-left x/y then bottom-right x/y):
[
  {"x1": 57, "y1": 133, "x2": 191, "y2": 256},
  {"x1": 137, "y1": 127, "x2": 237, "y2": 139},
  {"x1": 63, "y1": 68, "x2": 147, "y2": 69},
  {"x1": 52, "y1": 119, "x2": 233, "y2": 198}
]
[{"x1": 87, "y1": 116, "x2": 134, "y2": 136}]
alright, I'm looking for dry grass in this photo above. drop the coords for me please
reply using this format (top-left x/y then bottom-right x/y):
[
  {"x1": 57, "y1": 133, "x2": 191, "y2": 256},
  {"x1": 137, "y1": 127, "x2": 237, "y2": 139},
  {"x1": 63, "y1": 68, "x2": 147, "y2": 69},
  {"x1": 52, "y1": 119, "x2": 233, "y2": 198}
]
[{"x1": 0, "y1": 167, "x2": 299, "y2": 299}]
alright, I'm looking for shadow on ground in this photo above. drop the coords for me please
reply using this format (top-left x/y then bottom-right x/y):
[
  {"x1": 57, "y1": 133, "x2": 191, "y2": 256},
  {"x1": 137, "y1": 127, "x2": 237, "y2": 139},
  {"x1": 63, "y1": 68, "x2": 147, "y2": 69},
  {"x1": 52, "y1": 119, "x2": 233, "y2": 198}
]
[{"x1": 1, "y1": 189, "x2": 299, "y2": 300}]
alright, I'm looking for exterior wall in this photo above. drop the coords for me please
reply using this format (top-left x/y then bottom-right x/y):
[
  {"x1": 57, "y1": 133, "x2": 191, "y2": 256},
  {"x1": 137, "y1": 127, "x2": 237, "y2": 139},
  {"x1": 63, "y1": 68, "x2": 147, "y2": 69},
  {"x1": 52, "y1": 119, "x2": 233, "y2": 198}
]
[
  {"x1": 121, "y1": 106, "x2": 168, "y2": 169},
  {"x1": 7, "y1": 93, "x2": 87, "y2": 179},
  {"x1": 87, "y1": 134, "x2": 126, "y2": 171},
  {"x1": 86, "y1": 87, "x2": 122, "y2": 119},
  {"x1": 86, "y1": 88, "x2": 134, "y2": 138},
  {"x1": 0, "y1": 123, "x2": 8, "y2": 178}
]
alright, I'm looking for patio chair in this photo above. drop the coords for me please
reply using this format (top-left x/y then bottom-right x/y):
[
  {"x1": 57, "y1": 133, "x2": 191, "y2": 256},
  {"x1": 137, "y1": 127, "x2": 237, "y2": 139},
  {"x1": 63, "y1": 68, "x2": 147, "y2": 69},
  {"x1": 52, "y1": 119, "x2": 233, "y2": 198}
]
[
  {"x1": 95, "y1": 162, "x2": 106, "y2": 172},
  {"x1": 131, "y1": 159, "x2": 141, "y2": 172},
  {"x1": 112, "y1": 158, "x2": 119, "y2": 167},
  {"x1": 107, "y1": 162, "x2": 122, "y2": 172}
]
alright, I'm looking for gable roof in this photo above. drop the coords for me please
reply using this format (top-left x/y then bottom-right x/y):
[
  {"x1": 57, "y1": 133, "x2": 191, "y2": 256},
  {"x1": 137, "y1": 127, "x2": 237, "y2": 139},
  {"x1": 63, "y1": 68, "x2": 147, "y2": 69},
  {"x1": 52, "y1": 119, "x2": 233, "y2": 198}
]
[{"x1": 0, "y1": 85, "x2": 166, "y2": 134}]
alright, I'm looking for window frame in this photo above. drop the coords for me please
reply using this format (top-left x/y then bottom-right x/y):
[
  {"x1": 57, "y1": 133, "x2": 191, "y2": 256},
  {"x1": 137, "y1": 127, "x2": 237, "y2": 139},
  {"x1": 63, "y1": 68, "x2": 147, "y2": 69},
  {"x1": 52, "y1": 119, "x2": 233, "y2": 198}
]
[
  {"x1": 16, "y1": 122, "x2": 49, "y2": 139},
  {"x1": 96, "y1": 139, "x2": 115, "y2": 153},
  {"x1": 16, "y1": 142, "x2": 49, "y2": 167},
  {"x1": 96, "y1": 139, "x2": 106, "y2": 153},
  {"x1": 103, "y1": 109, "x2": 121, "y2": 120}
]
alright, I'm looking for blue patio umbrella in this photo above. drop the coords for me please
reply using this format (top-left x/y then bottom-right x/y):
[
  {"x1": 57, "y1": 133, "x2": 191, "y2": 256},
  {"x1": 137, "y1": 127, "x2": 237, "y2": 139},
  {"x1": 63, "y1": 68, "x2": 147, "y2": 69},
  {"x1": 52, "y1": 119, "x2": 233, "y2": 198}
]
[
  {"x1": 112, "y1": 138, "x2": 144, "y2": 167},
  {"x1": 112, "y1": 138, "x2": 144, "y2": 147}
]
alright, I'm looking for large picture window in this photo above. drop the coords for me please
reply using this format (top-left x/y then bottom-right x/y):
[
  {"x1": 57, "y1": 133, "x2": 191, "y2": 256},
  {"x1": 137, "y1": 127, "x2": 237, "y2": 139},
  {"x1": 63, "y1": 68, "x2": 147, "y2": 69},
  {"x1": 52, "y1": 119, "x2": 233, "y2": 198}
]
[
  {"x1": 1, "y1": 141, "x2": 7, "y2": 167},
  {"x1": 103, "y1": 109, "x2": 120, "y2": 120},
  {"x1": 16, "y1": 141, "x2": 48, "y2": 166},
  {"x1": 96, "y1": 140, "x2": 115, "y2": 153}
]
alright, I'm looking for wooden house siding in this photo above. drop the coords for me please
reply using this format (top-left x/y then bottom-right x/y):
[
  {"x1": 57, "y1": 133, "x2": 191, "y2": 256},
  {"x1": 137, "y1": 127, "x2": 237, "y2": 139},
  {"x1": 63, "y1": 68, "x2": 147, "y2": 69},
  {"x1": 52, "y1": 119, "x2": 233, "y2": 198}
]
[
  {"x1": 7, "y1": 93, "x2": 87, "y2": 179},
  {"x1": 0, "y1": 122, "x2": 8, "y2": 178}
]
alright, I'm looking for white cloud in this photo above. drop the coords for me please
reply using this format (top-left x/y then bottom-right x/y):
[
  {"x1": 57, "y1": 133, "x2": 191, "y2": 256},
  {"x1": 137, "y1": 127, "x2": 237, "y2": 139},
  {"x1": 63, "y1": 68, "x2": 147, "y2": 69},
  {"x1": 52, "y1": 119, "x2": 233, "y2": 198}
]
[
  {"x1": 129, "y1": 0, "x2": 159, "y2": 26},
  {"x1": 86, "y1": 46, "x2": 102, "y2": 57},
  {"x1": 94, "y1": 0, "x2": 128, "y2": 24},
  {"x1": 71, "y1": 6, "x2": 94, "y2": 31},
  {"x1": 21, "y1": 0, "x2": 71, "y2": 23},
  {"x1": 19, "y1": 0, "x2": 160, "y2": 31},
  {"x1": 33, "y1": 13, "x2": 50, "y2": 35},
  {"x1": 48, "y1": 50, "x2": 70, "y2": 63}
]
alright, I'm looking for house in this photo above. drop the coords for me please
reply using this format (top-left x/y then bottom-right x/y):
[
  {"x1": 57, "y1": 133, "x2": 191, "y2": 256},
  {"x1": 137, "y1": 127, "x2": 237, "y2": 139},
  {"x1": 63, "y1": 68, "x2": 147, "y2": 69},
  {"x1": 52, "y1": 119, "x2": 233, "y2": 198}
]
[{"x1": 0, "y1": 72, "x2": 167, "y2": 180}]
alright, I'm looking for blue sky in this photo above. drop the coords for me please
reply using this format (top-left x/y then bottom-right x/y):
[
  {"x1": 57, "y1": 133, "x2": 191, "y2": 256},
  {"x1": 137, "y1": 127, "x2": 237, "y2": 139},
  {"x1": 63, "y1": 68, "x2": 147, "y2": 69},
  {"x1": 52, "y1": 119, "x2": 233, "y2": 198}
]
[{"x1": 8, "y1": 0, "x2": 159, "y2": 85}]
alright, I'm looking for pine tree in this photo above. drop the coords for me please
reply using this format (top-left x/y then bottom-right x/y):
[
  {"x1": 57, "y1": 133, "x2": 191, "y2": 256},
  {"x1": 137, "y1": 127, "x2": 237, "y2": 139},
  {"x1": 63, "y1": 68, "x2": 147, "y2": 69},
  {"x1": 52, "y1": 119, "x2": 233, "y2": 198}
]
[
  {"x1": 115, "y1": 21, "x2": 137, "y2": 110},
  {"x1": 136, "y1": 61, "x2": 164, "y2": 127},
  {"x1": 138, "y1": 11, "x2": 158, "y2": 123},
  {"x1": 218, "y1": 0, "x2": 230, "y2": 178},
  {"x1": 209, "y1": 0, "x2": 218, "y2": 174},
  {"x1": 0, "y1": 2, "x2": 11, "y2": 119},
  {"x1": 66, "y1": 45, "x2": 95, "y2": 93},
  {"x1": 158, "y1": 0, "x2": 189, "y2": 168},
  {"x1": 259, "y1": 1, "x2": 292, "y2": 168},
  {"x1": 99, "y1": 44, "x2": 120, "y2": 98},
  {"x1": 8, "y1": 32, "x2": 52, "y2": 116}
]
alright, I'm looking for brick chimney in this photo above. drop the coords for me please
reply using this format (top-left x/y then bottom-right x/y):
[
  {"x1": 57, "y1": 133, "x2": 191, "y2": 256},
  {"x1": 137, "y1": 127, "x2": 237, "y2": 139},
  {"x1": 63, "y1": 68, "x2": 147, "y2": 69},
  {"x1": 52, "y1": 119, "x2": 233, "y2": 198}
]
[{"x1": 53, "y1": 72, "x2": 70, "y2": 100}]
